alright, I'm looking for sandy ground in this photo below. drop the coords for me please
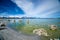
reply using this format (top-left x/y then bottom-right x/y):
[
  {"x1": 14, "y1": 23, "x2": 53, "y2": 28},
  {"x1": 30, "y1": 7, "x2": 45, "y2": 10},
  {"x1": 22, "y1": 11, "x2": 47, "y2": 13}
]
[{"x1": 0, "y1": 27, "x2": 40, "y2": 40}]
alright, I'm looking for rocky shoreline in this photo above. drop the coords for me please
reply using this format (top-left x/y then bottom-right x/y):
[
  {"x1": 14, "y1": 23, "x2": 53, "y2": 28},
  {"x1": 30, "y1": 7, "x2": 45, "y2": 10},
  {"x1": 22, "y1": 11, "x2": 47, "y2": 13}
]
[{"x1": 0, "y1": 27, "x2": 40, "y2": 40}]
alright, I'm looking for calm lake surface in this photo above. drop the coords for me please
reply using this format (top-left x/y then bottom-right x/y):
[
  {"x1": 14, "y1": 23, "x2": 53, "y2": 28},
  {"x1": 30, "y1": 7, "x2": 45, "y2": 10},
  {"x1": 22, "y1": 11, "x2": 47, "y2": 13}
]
[
  {"x1": 0, "y1": 18, "x2": 60, "y2": 31},
  {"x1": 0, "y1": 18, "x2": 60, "y2": 40}
]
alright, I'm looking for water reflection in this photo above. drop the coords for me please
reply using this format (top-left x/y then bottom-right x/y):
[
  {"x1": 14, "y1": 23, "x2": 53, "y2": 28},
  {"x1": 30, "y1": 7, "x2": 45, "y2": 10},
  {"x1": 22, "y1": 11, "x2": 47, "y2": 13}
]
[{"x1": 0, "y1": 19, "x2": 60, "y2": 40}]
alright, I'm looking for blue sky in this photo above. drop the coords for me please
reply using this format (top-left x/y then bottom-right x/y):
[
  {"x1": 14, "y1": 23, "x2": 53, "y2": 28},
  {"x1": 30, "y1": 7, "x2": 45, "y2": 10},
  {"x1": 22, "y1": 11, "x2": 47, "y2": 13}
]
[{"x1": 0, "y1": 0, "x2": 60, "y2": 18}]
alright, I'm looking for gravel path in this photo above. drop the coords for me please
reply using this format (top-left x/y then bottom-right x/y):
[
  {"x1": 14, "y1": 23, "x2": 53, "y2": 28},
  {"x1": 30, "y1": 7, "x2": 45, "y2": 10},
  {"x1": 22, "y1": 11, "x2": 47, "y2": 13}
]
[{"x1": 0, "y1": 27, "x2": 40, "y2": 40}]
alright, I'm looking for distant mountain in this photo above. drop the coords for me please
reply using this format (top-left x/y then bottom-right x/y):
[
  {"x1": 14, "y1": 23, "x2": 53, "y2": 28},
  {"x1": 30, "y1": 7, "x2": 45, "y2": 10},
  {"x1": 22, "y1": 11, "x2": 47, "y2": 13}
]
[
  {"x1": 0, "y1": 17, "x2": 40, "y2": 19},
  {"x1": 0, "y1": 17, "x2": 60, "y2": 19}
]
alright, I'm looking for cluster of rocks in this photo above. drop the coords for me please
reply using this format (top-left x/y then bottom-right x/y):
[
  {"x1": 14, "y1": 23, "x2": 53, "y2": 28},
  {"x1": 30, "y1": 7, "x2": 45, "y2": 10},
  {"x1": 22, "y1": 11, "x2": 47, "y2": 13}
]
[
  {"x1": 33, "y1": 28, "x2": 48, "y2": 36},
  {"x1": 33, "y1": 25, "x2": 60, "y2": 40}
]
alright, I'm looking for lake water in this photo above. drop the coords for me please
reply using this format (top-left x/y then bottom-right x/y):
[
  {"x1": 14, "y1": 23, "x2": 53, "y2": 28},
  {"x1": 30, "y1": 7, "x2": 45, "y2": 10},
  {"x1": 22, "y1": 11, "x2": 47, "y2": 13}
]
[
  {"x1": 0, "y1": 18, "x2": 60, "y2": 31},
  {"x1": 0, "y1": 18, "x2": 60, "y2": 40}
]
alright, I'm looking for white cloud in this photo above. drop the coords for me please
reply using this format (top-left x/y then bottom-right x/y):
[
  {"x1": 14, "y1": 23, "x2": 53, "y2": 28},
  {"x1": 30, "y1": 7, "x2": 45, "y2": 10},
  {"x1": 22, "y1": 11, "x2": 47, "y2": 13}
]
[
  {"x1": 11, "y1": 0, "x2": 60, "y2": 18},
  {"x1": 40, "y1": 10, "x2": 58, "y2": 18}
]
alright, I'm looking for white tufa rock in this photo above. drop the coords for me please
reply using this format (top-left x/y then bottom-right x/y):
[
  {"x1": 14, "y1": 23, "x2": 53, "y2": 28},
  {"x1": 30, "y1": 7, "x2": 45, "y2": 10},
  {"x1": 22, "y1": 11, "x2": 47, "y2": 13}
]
[{"x1": 33, "y1": 28, "x2": 49, "y2": 36}]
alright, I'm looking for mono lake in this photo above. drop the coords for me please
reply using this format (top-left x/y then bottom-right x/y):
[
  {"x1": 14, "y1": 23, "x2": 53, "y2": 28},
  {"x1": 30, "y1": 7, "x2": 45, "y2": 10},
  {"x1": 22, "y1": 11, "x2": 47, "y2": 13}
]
[{"x1": 0, "y1": 18, "x2": 60, "y2": 40}]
